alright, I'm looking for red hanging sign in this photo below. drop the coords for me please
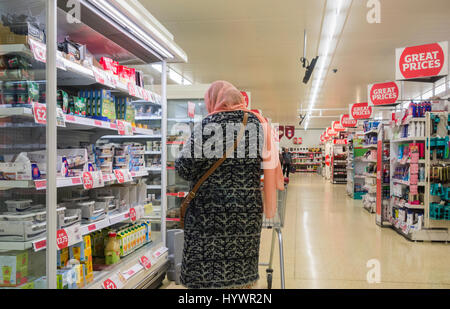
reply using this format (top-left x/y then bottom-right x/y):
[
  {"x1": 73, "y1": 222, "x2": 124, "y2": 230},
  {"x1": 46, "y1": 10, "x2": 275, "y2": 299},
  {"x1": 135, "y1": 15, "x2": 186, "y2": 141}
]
[
  {"x1": 368, "y1": 81, "x2": 402, "y2": 106},
  {"x1": 240, "y1": 91, "x2": 251, "y2": 108},
  {"x1": 278, "y1": 125, "x2": 284, "y2": 140},
  {"x1": 340, "y1": 114, "x2": 357, "y2": 128},
  {"x1": 396, "y1": 41, "x2": 448, "y2": 80},
  {"x1": 187, "y1": 102, "x2": 195, "y2": 118},
  {"x1": 350, "y1": 102, "x2": 373, "y2": 120},
  {"x1": 332, "y1": 121, "x2": 345, "y2": 132},
  {"x1": 326, "y1": 127, "x2": 337, "y2": 137},
  {"x1": 298, "y1": 138, "x2": 303, "y2": 144},
  {"x1": 285, "y1": 126, "x2": 295, "y2": 140}
]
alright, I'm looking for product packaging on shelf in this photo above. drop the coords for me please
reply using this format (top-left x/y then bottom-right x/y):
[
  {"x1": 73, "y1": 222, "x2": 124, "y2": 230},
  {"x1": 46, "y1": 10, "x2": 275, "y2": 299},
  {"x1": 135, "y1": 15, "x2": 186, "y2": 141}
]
[
  {"x1": 0, "y1": 251, "x2": 29, "y2": 287},
  {"x1": 0, "y1": 20, "x2": 45, "y2": 45}
]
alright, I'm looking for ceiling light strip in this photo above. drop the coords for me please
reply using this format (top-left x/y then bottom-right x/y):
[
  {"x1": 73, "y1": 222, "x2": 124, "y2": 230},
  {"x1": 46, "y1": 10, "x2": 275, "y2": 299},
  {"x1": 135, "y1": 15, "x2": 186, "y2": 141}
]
[{"x1": 304, "y1": 0, "x2": 352, "y2": 130}]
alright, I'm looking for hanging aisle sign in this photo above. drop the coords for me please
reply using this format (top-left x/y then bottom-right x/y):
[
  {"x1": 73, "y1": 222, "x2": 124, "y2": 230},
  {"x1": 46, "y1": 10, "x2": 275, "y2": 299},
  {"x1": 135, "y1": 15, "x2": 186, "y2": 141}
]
[
  {"x1": 332, "y1": 121, "x2": 345, "y2": 132},
  {"x1": 350, "y1": 102, "x2": 373, "y2": 120},
  {"x1": 340, "y1": 114, "x2": 357, "y2": 128},
  {"x1": 396, "y1": 41, "x2": 448, "y2": 80},
  {"x1": 368, "y1": 81, "x2": 402, "y2": 106},
  {"x1": 326, "y1": 127, "x2": 337, "y2": 137},
  {"x1": 278, "y1": 125, "x2": 284, "y2": 140},
  {"x1": 285, "y1": 126, "x2": 295, "y2": 139}
]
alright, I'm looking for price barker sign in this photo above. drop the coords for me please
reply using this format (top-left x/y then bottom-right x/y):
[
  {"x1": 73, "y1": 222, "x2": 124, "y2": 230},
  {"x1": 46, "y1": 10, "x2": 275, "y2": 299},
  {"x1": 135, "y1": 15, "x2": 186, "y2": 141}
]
[
  {"x1": 82, "y1": 172, "x2": 94, "y2": 190},
  {"x1": 32, "y1": 102, "x2": 47, "y2": 124}
]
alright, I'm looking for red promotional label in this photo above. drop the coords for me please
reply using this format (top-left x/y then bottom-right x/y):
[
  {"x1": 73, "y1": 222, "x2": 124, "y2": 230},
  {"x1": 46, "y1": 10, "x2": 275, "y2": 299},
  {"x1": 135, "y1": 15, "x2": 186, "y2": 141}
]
[
  {"x1": 71, "y1": 177, "x2": 81, "y2": 185},
  {"x1": 298, "y1": 138, "x2": 302, "y2": 144},
  {"x1": 56, "y1": 229, "x2": 69, "y2": 250},
  {"x1": 350, "y1": 102, "x2": 372, "y2": 120},
  {"x1": 278, "y1": 126, "x2": 284, "y2": 140},
  {"x1": 326, "y1": 127, "x2": 337, "y2": 137},
  {"x1": 129, "y1": 208, "x2": 137, "y2": 222},
  {"x1": 65, "y1": 115, "x2": 76, "y2": 122},
  {"x1": 333, "y1": 139, "x2": 348, "y2": 145},
  {"x1": 34, "y1": 180, "x2": 46, "y2": 190},
  {"x1": 398, "y1": 43, "x2": 446, "y2": 79},
  {"x1": 340, "y1": 114, "x2": 357, "y2": 128},
  {"x1": 94, "y1": 120, "x2": 102, "y2": 126},
  {"x1": 285, "y1": 126, "x2": 295, "y2": 140},
  {"x1": 102, "y1": 279, "x2": 117, "y2": 290},
  {"x1": 140, "y1": 256, "x2": 152, "y2": 270},
  {"x1": 332, "y1": 121, "x2": 345, "y2": 132},
  {"x1": 369, "y1": 82, "x2": 400, "y2": 106},
  {"x1": 325, "y1": 155, "x2": 331, "y2": 166},
  {"x1": 32, "y1": 102, "x2": 47, "y2": 124},
  {"x1": 114, "y1": 170, "x2": 125, "y2": 183},
  {"x1": 117, "y1": 121, "x2": 125, "y2": 135},
  {"x1": 82, "y1": 172, "x2": 94, "y2": 190},
  {"x1": 88, "y1": 224, "x2": 96, "y2": 232}
]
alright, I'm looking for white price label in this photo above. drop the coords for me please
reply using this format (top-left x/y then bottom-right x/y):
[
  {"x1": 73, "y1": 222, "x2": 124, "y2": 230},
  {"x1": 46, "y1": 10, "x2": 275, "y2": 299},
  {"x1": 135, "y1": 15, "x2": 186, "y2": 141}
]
[
  {"x1": 102, "y1": 272, "x2": 126, "y2": 289},
  {"x1": 56, "y1": 108, "x2": 66, "y2": 127},
  {"x1": 114, "y1": 169, "x2": 132, "y2": 183}
]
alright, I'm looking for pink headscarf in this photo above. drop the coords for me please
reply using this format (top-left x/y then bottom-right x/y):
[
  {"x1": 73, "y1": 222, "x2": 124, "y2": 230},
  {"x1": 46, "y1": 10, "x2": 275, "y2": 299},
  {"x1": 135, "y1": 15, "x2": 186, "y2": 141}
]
[{"x1": 204, "y1": 81, "x2": 285, "y2": 219}]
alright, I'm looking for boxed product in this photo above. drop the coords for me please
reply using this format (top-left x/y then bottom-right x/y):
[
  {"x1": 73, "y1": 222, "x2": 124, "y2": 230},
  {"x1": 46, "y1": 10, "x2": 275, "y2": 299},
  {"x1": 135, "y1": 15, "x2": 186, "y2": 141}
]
[
  {"x1": 117, "y1": 65, "x2": 136, "y2": 84},
  {"x1": 0, "y1": 21, "x2": 45, "y2": 45},
  {"x1": 57, "y1": 37, "x2": 86, "y2": 62},
  {"x1": 57, "y1": 247, "x2": 69, "y2": 268},
  {"x1": 0, "y1": 251, "x2": 28, "y2": 287},
  {"x1": 99, "y1": 57, "x2": 119, "y2": 75}
]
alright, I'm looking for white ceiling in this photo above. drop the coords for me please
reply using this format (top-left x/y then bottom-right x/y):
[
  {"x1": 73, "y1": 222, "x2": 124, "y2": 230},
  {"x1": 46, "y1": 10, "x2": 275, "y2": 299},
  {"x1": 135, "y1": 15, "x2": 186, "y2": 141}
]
[{"x1": 141, "y1": 0, "x2": 450, "y2": 129}]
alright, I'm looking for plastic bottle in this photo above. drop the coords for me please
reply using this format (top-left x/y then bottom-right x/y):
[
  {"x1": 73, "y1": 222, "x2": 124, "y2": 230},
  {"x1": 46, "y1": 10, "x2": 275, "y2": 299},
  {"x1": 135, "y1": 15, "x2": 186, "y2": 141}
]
[{"x1": 105, "y1": 232, "x2": 120, "y2": 265}]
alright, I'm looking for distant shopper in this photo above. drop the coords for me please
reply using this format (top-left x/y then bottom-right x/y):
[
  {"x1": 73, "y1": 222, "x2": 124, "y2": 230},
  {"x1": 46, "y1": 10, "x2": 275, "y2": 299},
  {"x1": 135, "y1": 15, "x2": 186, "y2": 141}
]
[
  {"x1": 282, "y1": 147, "x2": 293, "y2": 178},
  {"x1": 175, "y1": 81, "x2": 284, "y2": 289}
]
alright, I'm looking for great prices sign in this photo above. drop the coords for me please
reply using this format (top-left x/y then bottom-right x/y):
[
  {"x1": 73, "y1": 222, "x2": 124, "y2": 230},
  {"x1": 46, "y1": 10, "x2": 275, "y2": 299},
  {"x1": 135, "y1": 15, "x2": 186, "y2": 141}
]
[
  {"x1": 368, "y1": 81, "x2": 402, "y2": 106},
  {"x1": 350, "y1": 102, "x2": 372, "y2": 120},
  {"x1": 340, "y1": 114, "x2": 357, "y2": 128},
  {"x1": 396, "y1": 42, "x2": 448, "y2": 80},
  {"x1": 326, "y1": 127, "x2": 337, "y2": 137},
  {"x1": 332, "y1": 121, "x2": 345, "y2": 132}
]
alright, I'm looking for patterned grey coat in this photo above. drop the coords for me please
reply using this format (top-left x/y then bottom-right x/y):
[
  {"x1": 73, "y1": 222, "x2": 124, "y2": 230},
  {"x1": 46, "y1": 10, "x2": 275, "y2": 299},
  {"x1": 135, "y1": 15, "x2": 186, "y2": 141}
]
[{"x1": 175, "y1": 110, "x2": 264, "y2": 289}]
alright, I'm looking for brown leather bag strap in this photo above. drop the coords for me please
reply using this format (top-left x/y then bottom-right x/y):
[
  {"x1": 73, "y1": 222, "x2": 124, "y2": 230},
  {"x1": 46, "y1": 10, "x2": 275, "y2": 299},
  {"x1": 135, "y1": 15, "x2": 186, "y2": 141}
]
[{"x1": 180, "y1": 112, "x2": 249, "y2": 228}]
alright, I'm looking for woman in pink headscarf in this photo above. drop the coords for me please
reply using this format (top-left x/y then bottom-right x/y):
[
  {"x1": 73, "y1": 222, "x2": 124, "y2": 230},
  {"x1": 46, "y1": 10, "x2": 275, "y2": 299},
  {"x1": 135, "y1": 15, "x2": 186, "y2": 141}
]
[{"x1": 175, "y1": 81, "x2": 284, "y2": 289}]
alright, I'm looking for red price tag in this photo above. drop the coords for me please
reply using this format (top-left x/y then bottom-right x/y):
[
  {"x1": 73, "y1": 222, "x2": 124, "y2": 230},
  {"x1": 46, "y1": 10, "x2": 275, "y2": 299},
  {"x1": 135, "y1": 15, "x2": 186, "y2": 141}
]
[
  {"x1": 177, "y1": 192, "x2": 186, "y2": 198},
  {"x1": 94, "y1": 120, "x2": 102, "y2": 126},
  {"x1": 110, "y1": 123, "x2": 117, "y2": 129},
  {"x1": 34, "y1": 180, "x2": 46, "y2": 190},
  {"x1": 32, "y1": 102, "x2": 47, "y2": 124},
  {"x1": 129, "y1": 208, "x2": 137, "y2": 222},
  {"x1": 128, "y1": 83, "x2": 137, "y2": 97},
  {"x1": 114, "y1": 170, "x2": 125, "y2": 183},
  {"x1": 102, "y1": 279, "x2": 117, "y2": 289},
  {"x1": 71, "y1": 177, "x2": 81, "y2": 185},
  {"x1": 65, "y1": 115, "x2": 76, "y2": 122},
  {"x1": 82, "y1": 172, "x2": 94, "y2": 190},
  {"x1": 56, "y1": 229, "x2": 69, "y2": 250},
  {"x1": 88, "y1": 224, "x2": 96, "y2": 232},
  {"x1": 28, "y1": 38, "x2": 46, "y2": 63},
  {"x1": 117, "y1": 120, "x2": 125, "y2": 135},
  {"x1": 139, "y1": 256, "x2": 152, "y2": 270},
  {"x1": 33, "y1": 239, "x2": 47, "y2": 251}
]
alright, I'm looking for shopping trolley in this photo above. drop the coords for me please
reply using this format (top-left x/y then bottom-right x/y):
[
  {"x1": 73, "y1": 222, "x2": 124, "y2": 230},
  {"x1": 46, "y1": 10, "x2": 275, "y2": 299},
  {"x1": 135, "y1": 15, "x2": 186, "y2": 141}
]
[{"x1": 259, "y1": 184, "x2": 288, "y2": 289}]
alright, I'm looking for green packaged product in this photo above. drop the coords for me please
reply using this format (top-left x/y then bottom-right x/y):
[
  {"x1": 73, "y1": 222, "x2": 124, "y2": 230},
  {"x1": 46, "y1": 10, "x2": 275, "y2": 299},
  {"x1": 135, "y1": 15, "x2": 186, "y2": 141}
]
[
  {"x1": 124, "y1": 103, "x2": 135, "y2": 123},
  {"x1": 73, "y1": 96, "x2": 86, "y2": 116},
  {"x1": 57, "y1": 90, "x2": 69, "y2": 113}
]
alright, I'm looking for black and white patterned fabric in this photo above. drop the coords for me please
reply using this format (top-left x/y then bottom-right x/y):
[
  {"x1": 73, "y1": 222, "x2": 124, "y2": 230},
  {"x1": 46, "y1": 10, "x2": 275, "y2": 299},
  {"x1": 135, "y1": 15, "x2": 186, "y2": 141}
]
[{"x1": 175, "y1": 110, "x2": 264, "y2": 289}]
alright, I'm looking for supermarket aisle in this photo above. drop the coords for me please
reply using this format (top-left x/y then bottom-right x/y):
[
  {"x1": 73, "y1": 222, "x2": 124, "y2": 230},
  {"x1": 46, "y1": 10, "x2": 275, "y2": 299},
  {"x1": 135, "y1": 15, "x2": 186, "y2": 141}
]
[{"x1": 162, "y1": 174, "x2": 450, "y2": 289}]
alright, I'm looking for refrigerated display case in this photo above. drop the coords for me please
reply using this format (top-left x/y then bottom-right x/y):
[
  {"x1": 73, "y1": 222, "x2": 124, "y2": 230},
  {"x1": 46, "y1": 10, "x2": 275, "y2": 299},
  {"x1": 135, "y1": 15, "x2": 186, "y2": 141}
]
[
  {"x1": 165, "y1": 85, "x2": 209, "y2": 229},
  {"x1": 0, "y1": 0, "x2": 187, "y2": 289}
]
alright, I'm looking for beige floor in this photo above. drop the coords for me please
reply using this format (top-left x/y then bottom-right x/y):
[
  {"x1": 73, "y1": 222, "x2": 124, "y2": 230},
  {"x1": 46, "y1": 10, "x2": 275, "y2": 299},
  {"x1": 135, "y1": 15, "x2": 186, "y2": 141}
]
[{"x1": 161, "y1": 173, "x2": 450, "y2": 289}]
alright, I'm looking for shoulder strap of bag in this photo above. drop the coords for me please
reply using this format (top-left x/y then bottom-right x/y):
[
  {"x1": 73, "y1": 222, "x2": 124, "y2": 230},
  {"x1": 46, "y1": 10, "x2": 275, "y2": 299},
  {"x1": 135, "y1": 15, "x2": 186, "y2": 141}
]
[{"x1": 180, "y1": 112, "x2": 249, "y2": 228}]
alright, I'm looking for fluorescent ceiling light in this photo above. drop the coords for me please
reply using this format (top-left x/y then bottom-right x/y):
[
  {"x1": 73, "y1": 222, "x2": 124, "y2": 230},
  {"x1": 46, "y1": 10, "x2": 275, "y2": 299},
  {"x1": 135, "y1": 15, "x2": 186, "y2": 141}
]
[
  {"x1": 303, "y1": 0, "x2": 352, "y2": 130},
  {"x1": 151, "y1": 64, "x2": 193, "y2": 85},
  {"x1": 89, "y1": 0, "x2": 175, "y2": 59}
]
